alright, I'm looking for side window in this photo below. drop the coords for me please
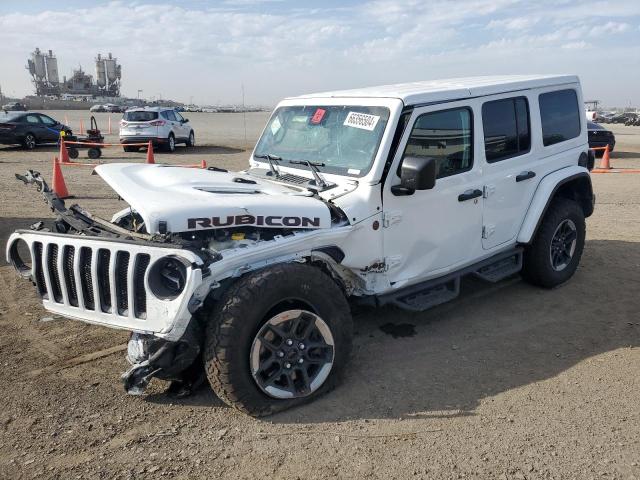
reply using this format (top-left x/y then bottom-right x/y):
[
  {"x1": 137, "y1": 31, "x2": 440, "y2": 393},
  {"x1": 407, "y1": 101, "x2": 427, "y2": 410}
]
[
  {"x1": 174, "y1": 111, "x2": 184, "y2": 122},
  {"x1": 163, "y1": 110, "x2": 177, "y2": 121},
  {"x1": 25, "y1": 114, "x2": 41, "y2": 124},
  {"x1": 402, "y1": 107, "x2": 473, "y2": 179},
  {"x1": 539, "y1": 89, "x2": 581, "y2": 146},
  {"x1": 482, "y1": 96, "x2": 530, "y2": 162},
  {"x1": 39, "y1": 115, "x2": 56, "y2": 126}
]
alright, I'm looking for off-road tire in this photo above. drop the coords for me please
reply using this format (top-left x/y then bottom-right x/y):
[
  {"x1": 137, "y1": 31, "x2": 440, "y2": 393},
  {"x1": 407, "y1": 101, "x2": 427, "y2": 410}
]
[
  {"x1": 522, "y1": 198, "x2": 585, "y2": 288},
  {"x1": 123, "y1": 146, "x2": 139, "y2": 153},
  {"x1": 67, "y1": 147, "x2": 79, "y2": 159},
  {"x1": 203, "y1": 263, "x2": 353, "y2": 416}
]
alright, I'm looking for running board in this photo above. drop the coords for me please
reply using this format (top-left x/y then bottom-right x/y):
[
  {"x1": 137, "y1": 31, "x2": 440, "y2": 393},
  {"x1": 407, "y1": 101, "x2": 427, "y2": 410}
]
[
  {"x1": 473, "y1": 251, "x2": 522, "y2": 283},
  {"x1": 374, "y1": 248, "x2": 523, "y2": 312}
]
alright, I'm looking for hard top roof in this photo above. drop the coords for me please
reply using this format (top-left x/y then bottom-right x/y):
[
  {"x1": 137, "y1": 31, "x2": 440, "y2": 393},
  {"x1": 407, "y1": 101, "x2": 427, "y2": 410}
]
[{"x1": 290, "y1": 75, "x2": 579, "y2": 106}]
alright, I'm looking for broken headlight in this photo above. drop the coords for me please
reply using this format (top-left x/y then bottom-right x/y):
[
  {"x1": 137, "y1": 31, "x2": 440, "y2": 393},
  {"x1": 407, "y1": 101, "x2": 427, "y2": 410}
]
[{"x1": 148, "y1": 256, "x2": 188, "y2": 300}]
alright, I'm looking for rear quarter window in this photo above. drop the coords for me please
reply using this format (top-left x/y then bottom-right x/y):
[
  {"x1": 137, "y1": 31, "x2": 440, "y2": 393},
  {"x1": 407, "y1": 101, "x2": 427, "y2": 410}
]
[
  {"x1": 539, "y1": 89, "x2": 581, "y2": 146},
  {"x1": 124, "y1": 111, "x2": 158, "y2": 122}
]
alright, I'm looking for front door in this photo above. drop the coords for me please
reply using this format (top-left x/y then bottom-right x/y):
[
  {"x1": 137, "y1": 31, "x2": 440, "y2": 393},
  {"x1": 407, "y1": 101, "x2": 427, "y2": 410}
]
[{"x1": 382, "y1": 102, "x2": 484, "y2": 286}]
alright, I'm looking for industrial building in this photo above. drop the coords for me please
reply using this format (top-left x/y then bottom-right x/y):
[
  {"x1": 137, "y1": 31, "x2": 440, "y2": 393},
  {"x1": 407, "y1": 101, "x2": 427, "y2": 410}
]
[{"x1": 26, "y1": 48, "x2": 121, "y2": 98}]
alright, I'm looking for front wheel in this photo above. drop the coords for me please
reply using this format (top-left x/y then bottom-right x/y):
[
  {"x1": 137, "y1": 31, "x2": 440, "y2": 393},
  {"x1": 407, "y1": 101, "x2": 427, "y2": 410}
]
[
  {"x1": 522, "y1": 198, "x2": 585, "y2": 288},
  {"x1": 203, "y1": 263, "x2": 353, "y2": 416},
  {"x1": 186, "y1": 131, "x2": 195, "y2": 147}
]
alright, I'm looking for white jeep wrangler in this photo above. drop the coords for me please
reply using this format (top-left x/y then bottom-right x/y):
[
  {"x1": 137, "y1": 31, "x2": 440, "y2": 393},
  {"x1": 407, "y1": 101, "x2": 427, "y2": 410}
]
[{"x1": 7, "y1": 75, "x2": 595, "y2": 416}]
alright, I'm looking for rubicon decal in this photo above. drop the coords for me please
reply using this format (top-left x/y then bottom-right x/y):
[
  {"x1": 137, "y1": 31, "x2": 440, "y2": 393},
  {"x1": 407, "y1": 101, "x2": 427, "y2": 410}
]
[{"x1": 187, "y1": 215, "x2": 321, "y2": 229}]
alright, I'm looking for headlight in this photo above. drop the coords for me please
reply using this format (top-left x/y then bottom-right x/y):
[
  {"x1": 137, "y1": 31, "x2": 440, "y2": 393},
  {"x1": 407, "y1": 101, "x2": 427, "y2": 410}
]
[
  {"x1": 148, "y1": 256, "x2": 188, "y2": 300},
  {"x1": 9, "y1": 238, "x2": 33, "y2": 278}
]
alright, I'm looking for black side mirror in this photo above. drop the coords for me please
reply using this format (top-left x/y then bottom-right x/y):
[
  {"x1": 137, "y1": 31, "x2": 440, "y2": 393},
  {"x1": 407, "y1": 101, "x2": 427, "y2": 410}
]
[
  {"x1": 391, "y1": 156, "x2": 437, "y2": 196},
  {"x1": 182, "y1": 118, "x2": 189, "y2": 123}
]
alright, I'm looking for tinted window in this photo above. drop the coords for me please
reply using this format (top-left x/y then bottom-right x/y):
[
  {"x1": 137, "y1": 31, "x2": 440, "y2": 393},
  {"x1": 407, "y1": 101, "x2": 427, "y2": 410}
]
[
  {"x1": 539, "y1": 89, "x2": 581, "y2": 146},
  {"x1": 482, "y1": 97, "x2": 530, "y2": 162},
  {"x1": 402, "y1": 107, "x2": 473, "y2": 179},
  {"x1": 124, "y1": 111, "x2": 158, "y2": 122},
  {"x1": 163, "y1": 110, "x2": 177, "y2": 121},
  {"x1": 39, "y1": 115, "x2": 57, "y2": 126},
  {"x1": 25, "y1": 114, "x2": 41, "y2": 124}
]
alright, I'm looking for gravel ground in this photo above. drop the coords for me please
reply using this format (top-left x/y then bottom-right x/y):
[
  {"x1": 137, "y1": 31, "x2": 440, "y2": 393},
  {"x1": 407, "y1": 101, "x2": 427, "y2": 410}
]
[{"x1": 0, "y1": 115, "x2": 638, "y2": 480}]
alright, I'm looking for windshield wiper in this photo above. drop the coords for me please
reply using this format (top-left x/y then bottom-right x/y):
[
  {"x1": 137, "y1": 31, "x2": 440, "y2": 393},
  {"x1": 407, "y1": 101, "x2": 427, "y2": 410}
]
[
  {"x1": 288, "y1": 160, "x2": 328, "y2": 188},
  {"x1": 254, "y1": 153, "x2": 282, "y2": 177}
]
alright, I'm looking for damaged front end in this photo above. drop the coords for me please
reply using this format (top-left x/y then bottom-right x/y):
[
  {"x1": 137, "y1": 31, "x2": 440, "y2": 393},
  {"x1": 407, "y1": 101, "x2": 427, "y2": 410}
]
[{"x1": 9, "y1": 170, "x2": 216, "y2": 396}]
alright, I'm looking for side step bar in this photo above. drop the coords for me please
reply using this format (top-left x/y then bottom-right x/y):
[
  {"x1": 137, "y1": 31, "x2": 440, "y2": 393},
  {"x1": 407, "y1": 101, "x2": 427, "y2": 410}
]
[{"x1": 375, "y1": 248, "x2": 523, "y2": 312}]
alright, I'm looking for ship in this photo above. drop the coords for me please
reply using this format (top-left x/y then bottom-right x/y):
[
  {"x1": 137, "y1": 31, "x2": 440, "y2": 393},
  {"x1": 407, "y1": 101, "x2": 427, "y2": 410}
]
[{"x1": 26, "y1": 48, "x2": 121, "y2": 98}]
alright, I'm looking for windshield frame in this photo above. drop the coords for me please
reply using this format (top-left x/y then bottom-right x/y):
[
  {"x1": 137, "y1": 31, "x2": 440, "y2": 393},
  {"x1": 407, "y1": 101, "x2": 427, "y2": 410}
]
[{"x1": 252, "y1": 98, "x2": 400, "y2": 179}]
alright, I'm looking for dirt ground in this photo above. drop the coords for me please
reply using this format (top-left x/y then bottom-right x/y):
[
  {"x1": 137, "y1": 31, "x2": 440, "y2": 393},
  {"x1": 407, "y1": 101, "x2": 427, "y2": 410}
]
[{"x1": 0, "y1": 113, "x2": 639, "y2": 480}]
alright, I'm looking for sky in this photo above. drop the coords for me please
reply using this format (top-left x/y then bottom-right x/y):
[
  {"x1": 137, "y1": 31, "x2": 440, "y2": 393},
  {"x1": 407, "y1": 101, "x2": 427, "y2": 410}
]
[{"x1": 0, "y1": 0, "x2": 639, "y2": 107}]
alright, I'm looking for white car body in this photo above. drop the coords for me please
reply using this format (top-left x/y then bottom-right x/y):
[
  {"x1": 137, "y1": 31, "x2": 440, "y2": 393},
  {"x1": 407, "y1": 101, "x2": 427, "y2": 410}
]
[
  {"x1": 119, "y1": 106, "x2": 193, "y2": 150},
  {"x1": 8, "y1": 75, "x2": 593, "y2": 344}
]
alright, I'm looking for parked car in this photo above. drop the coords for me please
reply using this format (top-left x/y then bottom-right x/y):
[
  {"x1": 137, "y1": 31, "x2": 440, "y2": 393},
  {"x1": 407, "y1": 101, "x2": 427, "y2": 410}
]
[
  {"x1": 90, "y1": 104, "x2": 107, "y2": 112},
  {"x1": 587, "y1": 121, "x2": 615, "y2": 153},
  {"x1": 2, "y1": 102, "x2": 28, "y2": 111},
  {"x1": 609, "y1": 112, "x2": 636, "y2": 124},
  {"x1": 0, "y1": 112, "x2": 71, "y2": 149},
  {"x1": 624, "y1": 113, "x2": 639, "y2": 126},
  {"x1": 104, "y1": 104, "x2": 125, "y2": 113},
  {"x1": 119, "y1": 107, "x2": 195, "y2": 152},
  {"x1": 8, "y1": 75, "x2": 595, "y2": 416}
]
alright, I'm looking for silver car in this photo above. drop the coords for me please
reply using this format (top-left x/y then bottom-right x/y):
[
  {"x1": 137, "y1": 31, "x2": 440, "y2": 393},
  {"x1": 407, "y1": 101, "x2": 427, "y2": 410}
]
[{"x1": 119, "y1": 106, "x2": 195, "y2": 152}]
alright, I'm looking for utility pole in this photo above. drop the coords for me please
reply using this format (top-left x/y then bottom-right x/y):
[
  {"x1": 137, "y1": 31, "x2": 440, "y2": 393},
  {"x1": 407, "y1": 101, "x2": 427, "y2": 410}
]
[
  {"x1": 242, "y1": 83, "x2": 247, "y2": 148},
  {"x1": 137, "y1": 89, "x2": 142, "y2": 100}
]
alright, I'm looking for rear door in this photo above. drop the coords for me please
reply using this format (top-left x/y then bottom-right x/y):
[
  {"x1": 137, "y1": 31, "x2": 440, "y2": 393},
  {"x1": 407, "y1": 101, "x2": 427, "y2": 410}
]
[
  {"x1": 23, "y1": 114, "x2": 45, "y2": 140},
  {"x1": 481, "y1": 87, "x2": 585, "y2": 250}
]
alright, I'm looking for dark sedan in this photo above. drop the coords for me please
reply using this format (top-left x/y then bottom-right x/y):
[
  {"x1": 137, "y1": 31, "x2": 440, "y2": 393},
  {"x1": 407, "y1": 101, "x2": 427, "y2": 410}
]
[
  {"x1": 0, "y1": 112, "x2": 72, "y2": 149},
  {"x1": 588, "y1": 121, "x2": 615, "y2": 154}
]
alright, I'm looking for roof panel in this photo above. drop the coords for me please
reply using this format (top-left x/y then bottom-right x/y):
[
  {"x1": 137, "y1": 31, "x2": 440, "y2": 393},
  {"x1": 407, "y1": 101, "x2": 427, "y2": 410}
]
[{"x1": 290, "y1": 75, "x2": 579, "y2": 105}]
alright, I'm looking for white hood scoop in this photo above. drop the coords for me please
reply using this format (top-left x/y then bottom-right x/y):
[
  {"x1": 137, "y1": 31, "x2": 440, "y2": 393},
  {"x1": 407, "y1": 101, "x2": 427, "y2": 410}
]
[{"x1": 95, "y1": 163, "x2": 332, "y2": 234}]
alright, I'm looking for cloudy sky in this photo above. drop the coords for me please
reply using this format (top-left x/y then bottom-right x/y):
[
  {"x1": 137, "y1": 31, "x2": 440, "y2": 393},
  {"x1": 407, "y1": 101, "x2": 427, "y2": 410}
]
[{"x1": 0, "y1": 0, "x2": 638, "y2": 106}]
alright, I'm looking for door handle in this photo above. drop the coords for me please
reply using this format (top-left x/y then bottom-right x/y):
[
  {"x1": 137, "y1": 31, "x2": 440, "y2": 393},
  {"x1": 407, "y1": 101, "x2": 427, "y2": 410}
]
[
  {"x1": 458, "y1": 189, "x2": 483, "y2": 202},
  {"x1": 516, "y1": 171, "x2": 536, "y2": 182}
]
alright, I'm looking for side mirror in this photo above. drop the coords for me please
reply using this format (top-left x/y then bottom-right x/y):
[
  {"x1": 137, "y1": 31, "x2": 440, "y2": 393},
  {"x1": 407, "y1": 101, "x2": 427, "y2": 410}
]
[
  {"x1": 391, "y1": 156, "x2": 437, "y2": 196},
  {"x1": 182, "y1": 118, "x2": 189, "y2": 123}
]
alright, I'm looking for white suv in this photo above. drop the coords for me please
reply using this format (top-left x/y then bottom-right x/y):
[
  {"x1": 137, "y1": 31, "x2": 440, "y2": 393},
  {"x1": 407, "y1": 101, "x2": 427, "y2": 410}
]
[
  {"x1": 119, "y1": 107, "x2": 194, "y2": 152},
  {"x1": 8, "y1": 75, "x2": 595, "y2": 416}
]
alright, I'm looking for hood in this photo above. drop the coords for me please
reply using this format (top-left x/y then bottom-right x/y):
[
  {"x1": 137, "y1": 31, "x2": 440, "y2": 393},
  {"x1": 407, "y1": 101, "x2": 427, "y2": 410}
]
[{"x1": 95, "y1": 163, "x2": 332, "y2": 234}]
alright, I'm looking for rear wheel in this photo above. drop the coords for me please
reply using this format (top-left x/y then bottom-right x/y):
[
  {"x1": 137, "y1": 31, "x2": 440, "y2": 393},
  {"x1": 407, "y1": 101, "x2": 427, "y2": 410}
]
[
  {"x1": 22, "y1": 133, "x2": 36, "y2": 150},
  {"x1": 88, "y1": 148, "x2": 101, "y2": 160},
  {"x1": 67, "y1": 147, "x2": 79, "y2": 159},
  {"x1": 522, "y1": 198, "x2": 585, "y2": 288},
  {"x1": 165, "y1": 133, "x2": 176, "y2": 152},
  {"x1": 203, "y1": 263, "x2": 353, "y2": 416}
]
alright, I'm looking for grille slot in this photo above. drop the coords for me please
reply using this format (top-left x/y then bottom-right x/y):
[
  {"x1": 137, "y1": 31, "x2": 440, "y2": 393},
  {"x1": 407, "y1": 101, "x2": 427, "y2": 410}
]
[
  {"x1": 33, "y1": 242, "x2": 47, "y2": 297},
  {"x1": 62, "y1": 246, "x2": 78, "y2": 307},
  {"x1": 133, "y1": 254, "x2": 150, "y2": 318},
  {"x1": 79, "y1": 247, "x2": 95, "y2": 310},
  {"x1": 115, "y1": 251, "x2": 130, "y2": 316},
  {"x1": 47, "y1": 244, "x2": 63, "y2": 303},
  {"x1": 97, "y1": 249, "x2": 112, "y2": 313}
]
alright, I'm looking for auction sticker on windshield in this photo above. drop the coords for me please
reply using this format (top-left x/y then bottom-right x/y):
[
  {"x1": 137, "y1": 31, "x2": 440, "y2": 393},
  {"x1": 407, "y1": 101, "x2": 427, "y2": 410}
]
[{"x1": 343, "y1": 112, "x2": 380, "y2": 131}]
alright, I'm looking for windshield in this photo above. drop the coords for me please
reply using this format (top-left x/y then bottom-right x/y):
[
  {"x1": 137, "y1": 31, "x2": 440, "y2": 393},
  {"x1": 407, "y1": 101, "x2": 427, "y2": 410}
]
[
  {"x1": 254, "y1": 105, "x2": 390, "y2": 177},
  {"x1": 124, "y1": 111, "x2": 158, "y2": 122}
]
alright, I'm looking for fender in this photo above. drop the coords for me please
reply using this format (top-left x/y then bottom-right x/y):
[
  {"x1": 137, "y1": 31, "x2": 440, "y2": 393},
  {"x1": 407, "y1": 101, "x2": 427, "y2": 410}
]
[{"x1": 517, "y1": 166, "x2": 593, "y2": 244}]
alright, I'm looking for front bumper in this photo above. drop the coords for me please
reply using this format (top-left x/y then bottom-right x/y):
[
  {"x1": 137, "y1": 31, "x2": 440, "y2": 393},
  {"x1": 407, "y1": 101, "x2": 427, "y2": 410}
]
[{"x1": 6, "y1": 230, "x2": 208, "y2": 341}]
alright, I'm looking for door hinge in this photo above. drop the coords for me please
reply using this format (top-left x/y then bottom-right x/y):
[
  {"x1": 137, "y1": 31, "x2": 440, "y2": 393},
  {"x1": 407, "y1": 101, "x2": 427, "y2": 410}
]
[
  {"x1": 382, "y1": 211, "x2": 402, "y2": 228},
  {"x1": 483, "y1": 184, "x2": 496, "y2": 198},
  {"x1": 482, "y1": 224, "x2": 496, "y2": 239}
]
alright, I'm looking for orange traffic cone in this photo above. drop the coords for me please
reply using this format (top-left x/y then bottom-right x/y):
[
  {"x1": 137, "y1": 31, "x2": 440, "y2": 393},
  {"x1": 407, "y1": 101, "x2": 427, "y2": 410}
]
[
  {"x1": 200, "y1": 159, "x2": 207, "y2": 169},
  {"x1": 52, "y1": 157, "x2": 70, "y2": 199},
  {"x1": 600, "y1": 145, "x2": 611, "y2": 170},
  {"x1": 79, "y1": 119, "x2": 84, "y2": 135},
  {"x1": 59, "y1": 138, "x2": 70, "y2": 164},
  {"x1": 146, "y1": 141, "x2": 155, "y2": 164}
]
